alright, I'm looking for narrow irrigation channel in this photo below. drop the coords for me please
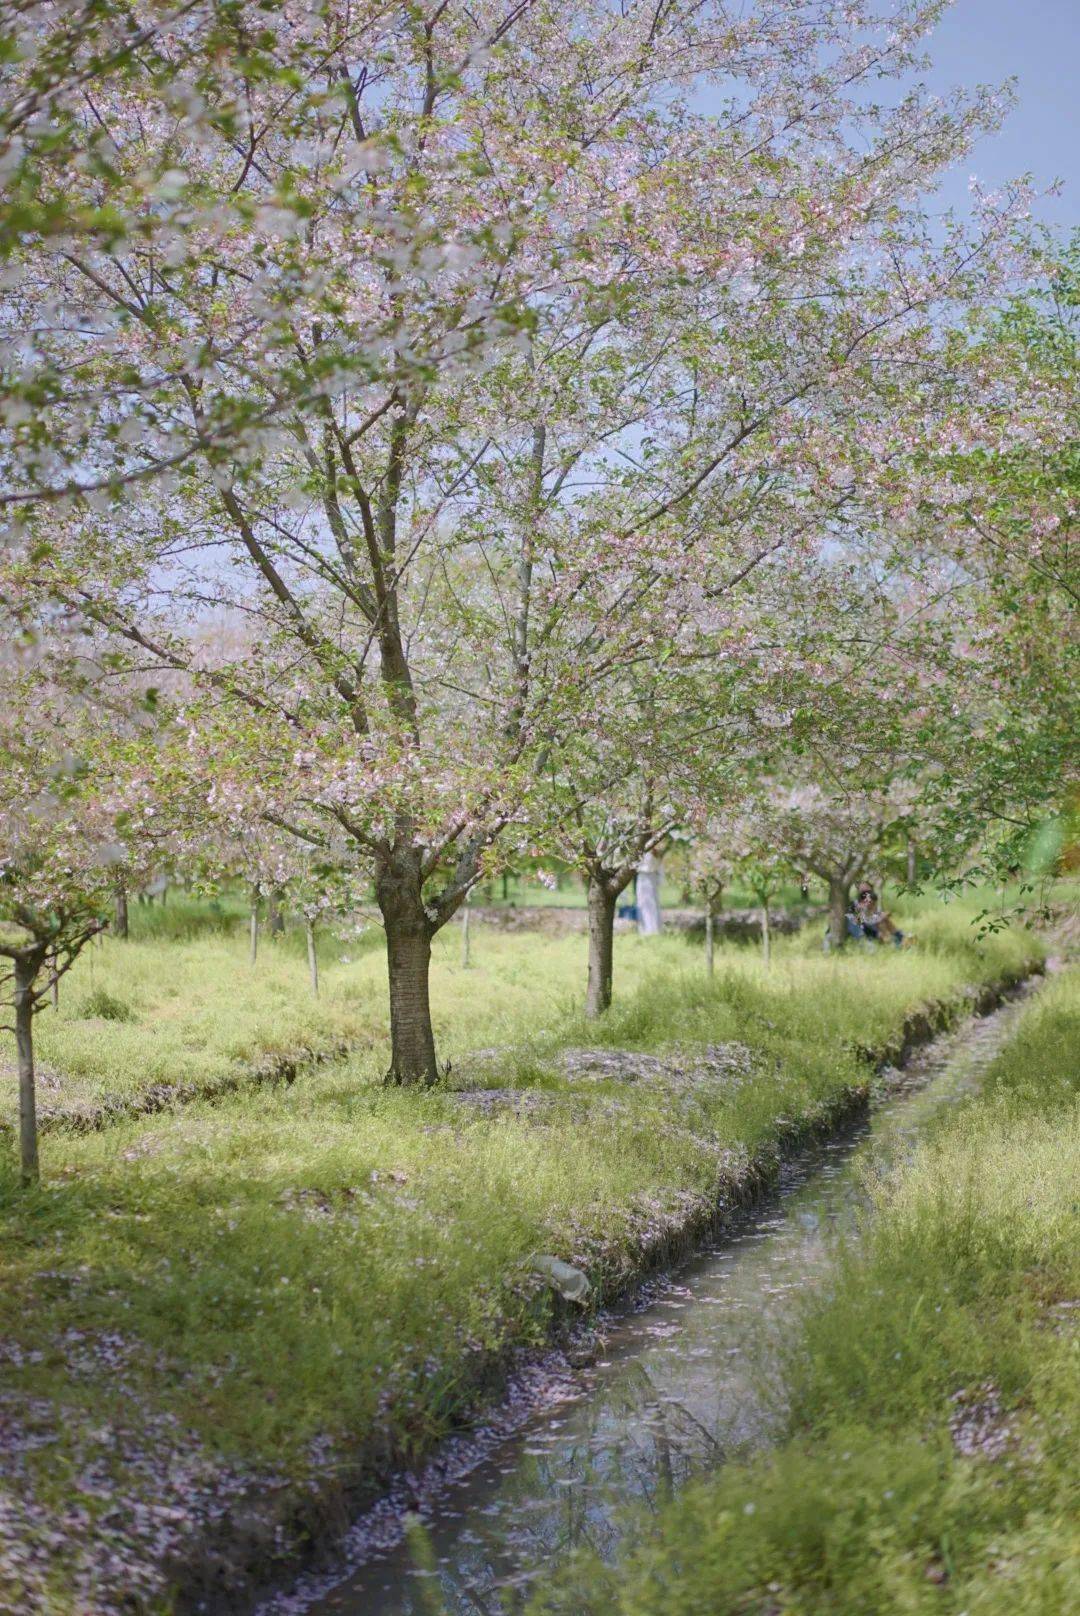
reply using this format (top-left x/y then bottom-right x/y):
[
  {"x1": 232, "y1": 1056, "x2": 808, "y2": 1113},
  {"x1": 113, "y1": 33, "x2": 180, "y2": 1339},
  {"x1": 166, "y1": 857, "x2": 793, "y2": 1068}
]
[{"x1": 270, "y1": 980, "x2": 1043, "y2": 1616}]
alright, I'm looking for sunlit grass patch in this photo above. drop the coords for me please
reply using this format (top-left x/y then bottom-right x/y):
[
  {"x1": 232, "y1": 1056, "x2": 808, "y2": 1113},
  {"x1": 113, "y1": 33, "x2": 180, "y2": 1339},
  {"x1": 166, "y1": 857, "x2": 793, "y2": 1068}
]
[{"x1": 4, "y1": 889, "x2": 1037, "y2": 1126}]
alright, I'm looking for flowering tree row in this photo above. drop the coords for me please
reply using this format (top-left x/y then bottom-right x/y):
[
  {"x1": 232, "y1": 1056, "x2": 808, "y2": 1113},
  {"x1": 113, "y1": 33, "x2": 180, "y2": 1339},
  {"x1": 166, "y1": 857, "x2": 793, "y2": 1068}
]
[{"x1": 1, "y1": 1, "x2": 1075, "y2": 1145}]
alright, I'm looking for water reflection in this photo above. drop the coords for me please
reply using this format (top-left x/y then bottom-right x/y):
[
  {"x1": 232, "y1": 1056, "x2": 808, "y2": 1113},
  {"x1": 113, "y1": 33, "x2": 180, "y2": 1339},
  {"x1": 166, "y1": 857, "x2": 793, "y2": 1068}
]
[{"x1": 298, "y1": 993, "x2": 1031, "y2": 1616}]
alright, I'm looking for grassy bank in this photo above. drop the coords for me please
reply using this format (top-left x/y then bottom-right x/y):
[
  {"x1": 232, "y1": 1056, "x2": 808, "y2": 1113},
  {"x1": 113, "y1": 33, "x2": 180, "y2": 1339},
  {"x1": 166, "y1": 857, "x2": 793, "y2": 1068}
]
[
  {"x1": 0, "y1": 904, "x2": 1042, "y2": 1612},
  {"x1": 535, "y1": 964, "x2": 1080, "y2": 1616}
]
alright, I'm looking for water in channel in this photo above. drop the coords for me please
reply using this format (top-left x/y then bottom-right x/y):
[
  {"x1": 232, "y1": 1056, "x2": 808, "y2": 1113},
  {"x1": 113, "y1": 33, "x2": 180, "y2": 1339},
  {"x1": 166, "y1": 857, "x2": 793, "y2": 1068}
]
[{"x1": 288, "y1": 984, "x2": 1037, "y2": 1616}]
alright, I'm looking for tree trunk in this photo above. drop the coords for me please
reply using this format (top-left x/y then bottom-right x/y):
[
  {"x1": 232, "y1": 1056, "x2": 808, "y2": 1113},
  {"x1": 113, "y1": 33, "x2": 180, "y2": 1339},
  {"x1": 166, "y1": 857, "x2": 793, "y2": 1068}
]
[
  {"x1": 113, "y1": 879, "x2": 128, "y2": 939},
  {"x1": 306, "y1": 920, "x2": 319, "y2": 998},
  {"x1": 585, "y1": 879, "x2": 617, "y2": 1018},
  {"x1": 249, "y1": 887, "x2": 259, "y2": 966},
  {"x1": 636, "y1": 852, "x2": 663, "y2": 936},
  {"x1": 14, "y1": 956, "x2": 41, "y2": 1187},
  {"x1": 377, "y1": 855, "x2": 440, "y2": 1087},
  {"x1": 382, "y1": 913, "x2": 438, "y2": 1085},
  {"x1": 826, "y1": 877, "x2": 850, "y2": 951},
  {"x1": 268, "y1": 889, "x2": 285, "y2": 936},
  {"x1": 761, "y1": 902, "x2": 771, "y2": 967},
  {"x1": 906, "y1": 837, "x2": 917, "y2": 886},
  {"x1": 705, "y1": 908, "x2": 715, "y2": 978},
  {"x1": 461, "y1": 902, "x2": 471, "y2": 969}
]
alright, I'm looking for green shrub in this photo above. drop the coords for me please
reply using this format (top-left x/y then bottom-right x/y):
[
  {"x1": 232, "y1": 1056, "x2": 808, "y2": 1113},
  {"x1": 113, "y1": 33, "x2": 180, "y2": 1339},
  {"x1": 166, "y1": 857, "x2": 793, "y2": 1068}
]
[{"x1": 77, "y1": 985, "x2": 134, "y2": 1022}]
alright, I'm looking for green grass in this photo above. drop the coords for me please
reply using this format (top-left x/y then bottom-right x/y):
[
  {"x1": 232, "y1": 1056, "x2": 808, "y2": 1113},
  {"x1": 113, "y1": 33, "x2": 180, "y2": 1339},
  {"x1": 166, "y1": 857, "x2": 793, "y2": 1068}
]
[
  {"x1": 14, "y1": 893, "x2": 690, "y2": 1122},
  {"x1": 3, "y1": 888, "x2": 1035, "y2": 1126},
  {"x1": 533, "y1": 965, "x2": 1080, "y2": 1616},
  {"x1": 0, "y1": 899, "x2": 1044, "y2": 1611}
]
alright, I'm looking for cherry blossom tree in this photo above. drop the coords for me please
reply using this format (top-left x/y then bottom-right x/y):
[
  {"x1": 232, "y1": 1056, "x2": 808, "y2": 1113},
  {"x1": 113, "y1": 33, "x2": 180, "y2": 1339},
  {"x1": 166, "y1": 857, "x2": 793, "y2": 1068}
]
[
  {"x1": 0, "y1": 2, "x2": 278, "y2": 506},
  {"x1": 0, "y1": 3, "x2": 186, "y2": 272},
  {"x1": 687, "y1": 828, "x2": 735, "y2": 978},
  {"x1": 716, "y1": 810, "x2": 793, "y2": 965},
  {"x1": 759, "y1": 778, "x2": 915, "y2": 949},
  {"x1": 137, "y1": 711, "x2": 372, "y2": 985},
  {"x1": 10, "y1": 0, "x2": 1038, "y2": 1083},
  {"x1": 0, "y1": 662, "x2": 156, "y2": 1183},
  {"x1": 540, "y1": 743, "x2": 681, "y2": 1018},
  {"x1": 913, "y1": 232, "x2": 1079, "y2": 612}
]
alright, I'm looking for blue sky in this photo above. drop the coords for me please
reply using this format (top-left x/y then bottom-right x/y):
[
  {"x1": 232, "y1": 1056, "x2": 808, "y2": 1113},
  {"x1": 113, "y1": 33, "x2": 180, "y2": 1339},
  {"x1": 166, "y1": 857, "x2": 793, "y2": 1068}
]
[{"x1": 921, "y1": 0, "x2": 1078, "y2": 226}]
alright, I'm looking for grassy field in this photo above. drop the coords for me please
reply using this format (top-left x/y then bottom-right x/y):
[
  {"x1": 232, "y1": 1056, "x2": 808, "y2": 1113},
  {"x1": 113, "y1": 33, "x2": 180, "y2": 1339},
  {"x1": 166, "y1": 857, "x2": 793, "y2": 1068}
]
[
  {"x1": 4, "y1": 890, "x2": 724, "y2": 1124},
  {"x1": 534, "y1": 964, "x2": 1080, "y2": 1616},
  {"x1": 1, "y1": 886, "x2": 1015, "y2": 1126},
  {"x1": 0, "y1": 897, "x2": 1044, "y2": 1611}
]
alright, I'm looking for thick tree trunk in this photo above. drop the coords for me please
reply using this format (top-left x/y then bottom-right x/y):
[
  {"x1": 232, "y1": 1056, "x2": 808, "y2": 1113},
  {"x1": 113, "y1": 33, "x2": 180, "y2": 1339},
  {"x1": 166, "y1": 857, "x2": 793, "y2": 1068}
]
[
  {"x1": 826, "y1": 877, "x2": 850, "y2": 951},
  {"x1": 113, "y1": 880, "x2": 128, "y2": 940},
  {"x1": 383, "y1": 915, "x2": 438, "y2": 1085},
  {"x1": 704, "y1": 908, "x2": 715, "y2": 978},
  {"x1": 585, "y1": 880, "x2": 618, "y2": 1018},
  {"x1": 267, "y1": 889, "x2": 285, "y2": 936},
  {"x1": 14, "y1": 956, "x2": 40, "y2": 1187},
  {"x1": 460, "y1": 902, "x2": 471, "y2": 969},
  {"x1": 306, "y1": 920, "x2": 319, "y2": 998},
  {"x1": 906, "y1": 837, "x2": 917, "y2": 886},
  {"x1": 377, "y1": 855, "x2": 439, "y2": 1087},
  {"x1": 636, "y1": 852, "x2": 663, "y2": 935},
  {"x1": 249, "y1": 887, "x2": 259, "y2": 966}
]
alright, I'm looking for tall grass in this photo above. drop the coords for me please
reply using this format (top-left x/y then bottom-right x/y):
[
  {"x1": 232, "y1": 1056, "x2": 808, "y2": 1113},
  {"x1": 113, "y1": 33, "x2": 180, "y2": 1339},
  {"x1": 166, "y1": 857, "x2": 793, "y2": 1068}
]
[{"x1": 534, "y1": 966, "x2": 1080, "y2": 1616}]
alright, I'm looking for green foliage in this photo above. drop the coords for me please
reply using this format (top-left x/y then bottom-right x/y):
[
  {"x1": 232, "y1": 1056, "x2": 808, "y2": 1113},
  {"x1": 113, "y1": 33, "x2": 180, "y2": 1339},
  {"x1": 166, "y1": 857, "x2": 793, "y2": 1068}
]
[
  {"x1": 76, "y1": 985, "x2": 133, "y2": 1023},
  {"x1": 124, "y1": 891, "x2": 246, "y2": 942},
  {"x1": 915, "y1": 231, "x2": 1080, "y2": 904}
]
